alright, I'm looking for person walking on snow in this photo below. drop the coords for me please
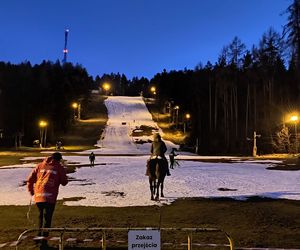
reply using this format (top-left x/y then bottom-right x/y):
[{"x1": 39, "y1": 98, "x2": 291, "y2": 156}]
[
  {"x1": 169, "y1": 148, "x2": 178, "y2": 169},
  {"x1": 89, "y1": 152, "x2": 95, "y2": 167},
  {"x1": 27, "y1": 152, "x2": 68, "y2": 247}
]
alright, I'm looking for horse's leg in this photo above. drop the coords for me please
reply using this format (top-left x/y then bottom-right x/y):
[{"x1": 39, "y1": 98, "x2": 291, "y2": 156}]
[
  {"x1": 160, "y1": 179, "x2": 164, "y2": 197},
  {"x1": 155, "y1": 181, "x2": 160, "y2": 200},
  {"x1": 151, "y1": 182, "x2": 155, "y2": 200},
  {"x1": 149, "y1": 178, "x2": 154, "y2": 200}
]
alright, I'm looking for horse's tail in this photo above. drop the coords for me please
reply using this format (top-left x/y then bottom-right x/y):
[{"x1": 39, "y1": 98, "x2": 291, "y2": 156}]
[
  {"x1": 155, "y1": 162, "x2": 160, "y2": 179},
  {"x1": 148, "y1": 159, "x2": 158, "y2": 179}
]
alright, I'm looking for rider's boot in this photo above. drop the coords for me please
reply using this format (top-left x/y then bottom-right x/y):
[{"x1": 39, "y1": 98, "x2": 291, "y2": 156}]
[{"x1": 167, "y1": 169, "x2": 171, "y2": 176}]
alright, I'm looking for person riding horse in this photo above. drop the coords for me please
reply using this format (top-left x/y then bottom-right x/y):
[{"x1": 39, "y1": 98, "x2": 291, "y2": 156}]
[{"x1": 147, "y1": 133, "x2": 170, "y2": 200}]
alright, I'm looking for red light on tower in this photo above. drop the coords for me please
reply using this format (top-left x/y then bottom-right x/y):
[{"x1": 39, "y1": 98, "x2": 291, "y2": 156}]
[{"x1": 62, "y1": 28, "x2": 69, "y2": 64}]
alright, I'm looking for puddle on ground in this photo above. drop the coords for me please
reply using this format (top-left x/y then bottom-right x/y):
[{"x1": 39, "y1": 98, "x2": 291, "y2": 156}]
[
  {"x1": 218, "y1": 187, "x2": 237, "y2": 191},
  {"x1": 68, "y1": 177, "x2": 95, "y2": 186},
  {"x1": 101, "y1": 190, "x2": 126, "y2": 198},
  {"x1": 62, "y1": 197, "x2": 86, "y2": 202}
]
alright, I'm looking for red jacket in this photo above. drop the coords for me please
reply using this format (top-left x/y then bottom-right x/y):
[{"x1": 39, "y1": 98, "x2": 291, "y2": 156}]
[{"x1": 27, "y1": 157, "x2": 68, "y2": 204}]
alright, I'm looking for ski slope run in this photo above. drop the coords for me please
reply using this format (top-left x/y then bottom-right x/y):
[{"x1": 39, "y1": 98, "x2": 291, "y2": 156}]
[{"x1": 85, "y1": 96, "x2": 177, "y2": 154}]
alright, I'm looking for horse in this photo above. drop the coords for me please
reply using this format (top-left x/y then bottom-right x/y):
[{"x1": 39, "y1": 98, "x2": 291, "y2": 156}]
[{"x1": 148, "y1": 157, "x2": 168, "y2": 201}]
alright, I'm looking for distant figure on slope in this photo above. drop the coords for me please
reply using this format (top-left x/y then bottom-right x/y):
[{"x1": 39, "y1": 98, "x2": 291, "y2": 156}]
[
  {"x1": 169, "y1": 148, "x2": 179, "y2": 169},
  {"x1": 27, "y1": 152, "x2": 68, "y2": 248},
  {"x1": 55, "y1": 140, "x2": 63, "y2": 150},
  {"x1": 146, "y1": 133, "x2": 170, "y2": 176},
  {"x1": 89, "y1": 152, "x2": 95, "y2": 167}
]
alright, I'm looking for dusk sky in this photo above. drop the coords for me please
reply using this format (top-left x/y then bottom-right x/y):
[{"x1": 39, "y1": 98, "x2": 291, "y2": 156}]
[{"x1": 0, "y1": 1, "x2": 289, "y2": 79}]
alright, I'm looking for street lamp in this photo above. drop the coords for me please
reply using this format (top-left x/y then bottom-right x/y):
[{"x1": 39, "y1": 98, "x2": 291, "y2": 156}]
[
  {"x1": 150, "y1": 86, "x2": 156, "y2": 94},
  {"x1": 103, "y1": 82, "x2": 111, "y2": 95},
  {"x1": 39, "y1": 120, "x2": 48, "y2": 148},
  {"x1": 290, "y1": 115, "x2": 299, "y2": 153},
  {"x1": 72, "y1": 102, "x2": 79, "y2": 120},
  {"x1": 150, "y1": 86, "x2": 157, "y2": 102},
  {"x1": 184, "y1": 113, "x2": 191, "y2": 133},
  {"x1": 173, "y1": 105, "x2": 180, "y2": 128}
]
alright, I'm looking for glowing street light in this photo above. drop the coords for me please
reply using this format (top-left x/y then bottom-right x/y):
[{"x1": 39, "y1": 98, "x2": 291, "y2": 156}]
[
  {"x1": 102, "y1": 82, "x2": 111, "y2": 95},
  {"x1": 72, "y1": 102, "x2": 78, "y2": 109},
  {"x1": 150, "y1": 86, "x2": 156, "y2": 93},
  {"x1": 39, "y1": 120, "x2": 48, "y2": 128},
  {"x1": 173, "y1": 105, "x2": 180, "y2": 128},
  {"x1": 38, "y1": 120, "x2": 48, "y2": 148},
  {"x1": 290, "y1": 115, "x2": 298, "y2": 122},
  {"x1": 150, "y1": 86, "x2": 157, "y2": 101},
  {"x1": 289, "y1": 114, "x2": 299, "y2": 153},
  {"x1": 184, "y1": 113, "x2": 191, "y2": 133},
  {"x1": 72, "y1": 102, "x2": 79, "y2": 120}
]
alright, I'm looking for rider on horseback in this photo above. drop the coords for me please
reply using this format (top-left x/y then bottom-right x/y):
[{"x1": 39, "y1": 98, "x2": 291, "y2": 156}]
[{"x1": 146, "y1": 133, "x2": 171, "y2": 176}]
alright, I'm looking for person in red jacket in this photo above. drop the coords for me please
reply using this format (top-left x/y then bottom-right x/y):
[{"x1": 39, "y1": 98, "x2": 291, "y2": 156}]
[{"x1": 27, "y1": 152, "x2": 68, "y2": 240}]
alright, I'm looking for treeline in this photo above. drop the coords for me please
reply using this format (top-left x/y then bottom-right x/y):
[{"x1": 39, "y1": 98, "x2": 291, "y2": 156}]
[
  {"x1": 94, "y1": 73, "x2": 150, "y2": 96},
  {"x1": 151, "y1": 0, "x2": 300, "y2": 155},
  {"x1": 151, "y1": 46, "x2": 297, "y2": 155},
  {"x1": 0, "y1": 60, "x2": 92, "y2": 146}
]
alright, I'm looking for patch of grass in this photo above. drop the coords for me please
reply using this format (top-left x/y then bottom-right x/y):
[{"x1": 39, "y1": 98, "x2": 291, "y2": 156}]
[
  {"x1": 0, "y1": 198, "x2": 299, "y2": 249},
  {"x1": 267, "y1": 164, "x2": 300, "y2": 170},
  {"x1": 131, "y1": 125, "x2": 158, "y2": 137},
  {"x1": 266, "y1": 155, "x2": 300, "y2": 171},
  {"x1": 62, "y1": 197, "x2": 86, "y2": 202},
  {"x1": 0, "y1": 151, "x2": 43, "y2": 167}
]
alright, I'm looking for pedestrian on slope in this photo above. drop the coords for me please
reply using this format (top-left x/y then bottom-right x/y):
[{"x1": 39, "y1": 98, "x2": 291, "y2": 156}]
[
  {"x1": 27, "y1": 152, "x2": 68, "y2": 248},
  {"x1": 146, "y1": 133, "x2": 171, "y2": 176},
  {"x1": 169, "y1": 148, "x2": 178, "y2": 169},
  {"x1": 89, "y1": 152, "x2": 95, "y2": 167}
]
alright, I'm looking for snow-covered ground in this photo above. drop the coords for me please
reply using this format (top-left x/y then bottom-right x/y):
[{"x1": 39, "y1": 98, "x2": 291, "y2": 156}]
[{"x1": 0, "y1": 96, "x2": 300, "y2": 207}]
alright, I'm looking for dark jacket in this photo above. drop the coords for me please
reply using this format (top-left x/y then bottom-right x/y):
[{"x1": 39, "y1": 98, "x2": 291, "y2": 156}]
[{"x1": 151, "y1": 140, "x2": 167, "y2": 157}]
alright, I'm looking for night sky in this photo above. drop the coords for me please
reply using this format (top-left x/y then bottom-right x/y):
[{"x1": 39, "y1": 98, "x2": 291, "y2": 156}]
[{"x1": 0, "y1": 0, "x2": 289, "y2": 79}]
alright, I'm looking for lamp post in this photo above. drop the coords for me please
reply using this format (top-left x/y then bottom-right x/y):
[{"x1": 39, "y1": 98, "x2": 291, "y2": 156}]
[
  {"x1": 72, "y1": 102, "x2": 78, "y2": 120},
  {"x1": 150, "y1": 86, "x2": 159, "y2": 120},
  {"x1": 78, "y1": 102, "x2": 81, "y2": 120},
  {"x1": 150, "y1": 86, "x2": 156, "y2": 94},
  {"x1": 150, "y1": 86, "x2": 156, "y2": 102},
  {"x1": 173, "y1": 105, "x2": 180, "y2": 128},
  {"x1": 39, "y1": 120, "x2": 48, "y2": 148},
  {"x1": 103, "y1": 83, "x2": 111, "y2": 96},
  {"x1": 290, "y1": 115, "x2": 299, "y2": 153},
  {"x1": 184, "y1": 113, "x2": 191, "y2": 133}
]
